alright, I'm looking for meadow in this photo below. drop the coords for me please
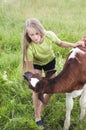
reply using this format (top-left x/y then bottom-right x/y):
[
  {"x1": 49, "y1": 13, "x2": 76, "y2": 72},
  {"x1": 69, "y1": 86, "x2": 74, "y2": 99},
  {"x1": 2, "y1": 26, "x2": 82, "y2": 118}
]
[{"x1": 0, "y1": 0, "x2": 86, "y2": 129}]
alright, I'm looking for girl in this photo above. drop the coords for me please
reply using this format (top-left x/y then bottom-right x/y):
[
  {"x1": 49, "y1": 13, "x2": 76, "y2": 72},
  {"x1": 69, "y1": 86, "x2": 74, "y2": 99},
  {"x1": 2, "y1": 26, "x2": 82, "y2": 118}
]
[{"x1": 22, "y1": 18, "x2": 85, "y2": 130}]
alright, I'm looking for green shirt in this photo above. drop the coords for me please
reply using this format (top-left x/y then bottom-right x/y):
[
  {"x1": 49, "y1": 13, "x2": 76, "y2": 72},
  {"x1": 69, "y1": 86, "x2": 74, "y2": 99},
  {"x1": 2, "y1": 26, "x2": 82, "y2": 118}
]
[{"x1": 27, "y1": 31, "x2": 61, "y2": 65}]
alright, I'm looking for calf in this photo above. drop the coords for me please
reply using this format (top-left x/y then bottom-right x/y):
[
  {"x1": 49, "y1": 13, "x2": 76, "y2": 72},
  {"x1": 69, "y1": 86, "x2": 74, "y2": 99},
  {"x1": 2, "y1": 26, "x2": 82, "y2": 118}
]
[{"x1": 23, "y1": 40, "x2": 86, "y2": 130}]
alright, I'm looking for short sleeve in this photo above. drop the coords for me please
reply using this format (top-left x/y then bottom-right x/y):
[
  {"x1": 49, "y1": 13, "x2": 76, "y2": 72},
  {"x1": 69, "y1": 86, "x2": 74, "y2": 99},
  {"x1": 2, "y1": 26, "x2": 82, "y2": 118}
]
[{"x1": 46, "y1": 31, "x2": 61, "y2": 43}]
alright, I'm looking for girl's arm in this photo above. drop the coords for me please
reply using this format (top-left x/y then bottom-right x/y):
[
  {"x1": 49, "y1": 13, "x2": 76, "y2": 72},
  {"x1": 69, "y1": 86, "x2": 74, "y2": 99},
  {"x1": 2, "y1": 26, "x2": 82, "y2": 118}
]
[
  {"x1": 57, "y1": 40, "x2": 85, "y2": 48},
  {"x1": 27, "y1": 61, "x2": 35, "y2": 73}
]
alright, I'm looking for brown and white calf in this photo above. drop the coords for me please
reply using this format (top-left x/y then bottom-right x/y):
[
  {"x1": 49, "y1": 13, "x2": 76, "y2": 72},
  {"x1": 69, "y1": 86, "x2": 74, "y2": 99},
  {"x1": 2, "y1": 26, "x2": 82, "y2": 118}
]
[
  {"x1": 24, "y1": 45, "x2": 86, "y2": 96},
  {"x1": 24, "y1": 43, "x2": 86, "y2": 130}
]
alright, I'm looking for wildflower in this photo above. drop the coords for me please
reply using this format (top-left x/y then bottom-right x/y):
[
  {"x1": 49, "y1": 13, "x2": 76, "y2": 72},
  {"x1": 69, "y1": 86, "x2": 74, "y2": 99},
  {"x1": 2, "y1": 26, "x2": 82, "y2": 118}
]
[{"x1": 3, "y1": 71, "x2": 8, "y2": 80}]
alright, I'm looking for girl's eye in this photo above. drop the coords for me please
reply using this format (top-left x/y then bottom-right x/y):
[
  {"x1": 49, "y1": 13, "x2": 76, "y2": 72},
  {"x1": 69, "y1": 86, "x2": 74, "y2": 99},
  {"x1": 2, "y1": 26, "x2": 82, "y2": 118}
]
[{"x1": 36, "y1": 33, "x2": 39, "y2": 35}]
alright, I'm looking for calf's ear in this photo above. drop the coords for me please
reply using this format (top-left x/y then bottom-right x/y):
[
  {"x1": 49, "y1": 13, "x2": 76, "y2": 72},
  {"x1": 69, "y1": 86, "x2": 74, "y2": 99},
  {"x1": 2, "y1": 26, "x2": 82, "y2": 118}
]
[
  {"x1": 38, "y1": 93, "x2": 46, "y2": 104},
  {"x1": 23, "y1": 71, "x2": 32, "y2": 81},
  {"x1": 45, "y1": 69, "x2": 56, "y2": 78}
]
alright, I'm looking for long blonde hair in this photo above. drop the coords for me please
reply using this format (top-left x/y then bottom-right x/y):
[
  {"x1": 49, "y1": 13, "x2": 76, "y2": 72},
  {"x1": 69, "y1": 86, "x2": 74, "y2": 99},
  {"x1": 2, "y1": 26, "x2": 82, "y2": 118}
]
[{"x1": 21, "y1": 18, "x2": 45, "y2": 75}]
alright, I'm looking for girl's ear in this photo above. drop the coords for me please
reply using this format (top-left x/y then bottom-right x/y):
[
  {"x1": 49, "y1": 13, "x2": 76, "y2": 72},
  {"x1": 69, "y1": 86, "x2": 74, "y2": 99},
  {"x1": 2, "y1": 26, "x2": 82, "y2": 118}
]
[{"x1": 26, "y1": 33, "x2": 31, "y2": 43}]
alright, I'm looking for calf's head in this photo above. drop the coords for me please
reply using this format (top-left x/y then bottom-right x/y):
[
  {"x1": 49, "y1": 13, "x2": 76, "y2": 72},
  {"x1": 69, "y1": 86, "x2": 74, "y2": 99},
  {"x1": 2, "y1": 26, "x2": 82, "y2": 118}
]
[{"x1": 23, "y1": 70, "x2": 56, "y2": 104}]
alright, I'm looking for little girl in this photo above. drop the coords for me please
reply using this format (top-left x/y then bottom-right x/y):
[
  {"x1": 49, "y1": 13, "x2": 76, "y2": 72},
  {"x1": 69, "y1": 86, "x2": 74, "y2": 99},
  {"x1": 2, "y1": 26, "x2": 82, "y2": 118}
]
[{"x1": 22, "y1": 18, "x2": 85, "y2": 130}]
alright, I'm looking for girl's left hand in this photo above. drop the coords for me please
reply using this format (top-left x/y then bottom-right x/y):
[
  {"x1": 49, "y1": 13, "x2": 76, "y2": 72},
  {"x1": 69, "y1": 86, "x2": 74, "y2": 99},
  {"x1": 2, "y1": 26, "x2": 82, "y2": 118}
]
[
  {"x1": 75, "y1": 40, "x2": 86, "y2": 47},
  {"x1": 75, "y1": 36, "x2": 86, "y2": 47}
]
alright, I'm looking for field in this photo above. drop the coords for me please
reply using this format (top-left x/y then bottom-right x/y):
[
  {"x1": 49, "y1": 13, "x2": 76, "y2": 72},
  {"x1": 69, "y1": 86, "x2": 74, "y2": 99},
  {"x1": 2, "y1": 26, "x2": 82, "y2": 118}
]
[{"x1": 0, "y1": 0, "x2": 86, "y2": 130}]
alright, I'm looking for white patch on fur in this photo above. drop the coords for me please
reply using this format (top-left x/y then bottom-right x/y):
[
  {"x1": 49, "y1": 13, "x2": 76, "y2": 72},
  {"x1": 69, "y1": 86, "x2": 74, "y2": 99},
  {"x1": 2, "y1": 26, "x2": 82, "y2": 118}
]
[
  {"x1": 66, "y1": 89, "x2": 83, "y2": 98},
  {"x1": 30, "y1": 78, "x2": 39, "y2": 87},
  {"x1": 68, "y1": 47, "x2": 85, "y2": 60},
  {"x1": 66, "y1": 83, "x2": 86, "y2": 98}
]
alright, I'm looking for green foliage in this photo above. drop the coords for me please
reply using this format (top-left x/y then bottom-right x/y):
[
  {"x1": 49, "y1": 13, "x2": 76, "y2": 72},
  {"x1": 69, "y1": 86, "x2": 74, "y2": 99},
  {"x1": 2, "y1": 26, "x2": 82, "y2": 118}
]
[
  {"x1": 0, "y1": 0, "x2": 86, "y2": 130},
  {"x1": 0, "y1": 72, "x2": 40, "y2": 130}
]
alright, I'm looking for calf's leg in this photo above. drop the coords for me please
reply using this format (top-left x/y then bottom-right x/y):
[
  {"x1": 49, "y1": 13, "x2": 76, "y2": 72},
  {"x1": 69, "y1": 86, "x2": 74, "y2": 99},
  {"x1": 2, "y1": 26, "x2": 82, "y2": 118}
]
[
  {"x1": 63, "y1": 94, "x2": 74, "y2": 130},
  {"x1": 79, "y1": 85, "x2": 86, "y2": 121}
]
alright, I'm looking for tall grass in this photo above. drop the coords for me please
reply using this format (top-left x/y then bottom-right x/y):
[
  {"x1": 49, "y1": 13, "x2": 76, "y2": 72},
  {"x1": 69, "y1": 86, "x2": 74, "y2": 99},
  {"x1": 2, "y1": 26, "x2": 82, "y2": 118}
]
[{"x1": 0, "y1": 0, "x2": 86, "y2": 129}]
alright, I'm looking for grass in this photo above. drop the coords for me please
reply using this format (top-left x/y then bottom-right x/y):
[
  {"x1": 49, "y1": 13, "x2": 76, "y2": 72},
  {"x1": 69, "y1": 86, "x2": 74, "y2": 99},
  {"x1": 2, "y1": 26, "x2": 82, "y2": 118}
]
[{"x1": 0, "y1": 0, "x2": 86, "y2": 129}]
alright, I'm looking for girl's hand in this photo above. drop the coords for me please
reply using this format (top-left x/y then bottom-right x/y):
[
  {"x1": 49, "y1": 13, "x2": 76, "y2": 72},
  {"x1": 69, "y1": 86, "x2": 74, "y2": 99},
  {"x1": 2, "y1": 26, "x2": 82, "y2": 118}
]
[{"x1": 75, "y1": 40, "x2": 85, "y2": 47}]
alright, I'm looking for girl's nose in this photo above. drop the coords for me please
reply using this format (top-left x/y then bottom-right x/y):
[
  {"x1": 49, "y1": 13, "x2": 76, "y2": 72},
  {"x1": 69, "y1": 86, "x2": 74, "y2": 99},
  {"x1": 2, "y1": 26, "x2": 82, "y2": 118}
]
[{"x1": 34, "y1": 35, "x2": 38, "y2": 40}]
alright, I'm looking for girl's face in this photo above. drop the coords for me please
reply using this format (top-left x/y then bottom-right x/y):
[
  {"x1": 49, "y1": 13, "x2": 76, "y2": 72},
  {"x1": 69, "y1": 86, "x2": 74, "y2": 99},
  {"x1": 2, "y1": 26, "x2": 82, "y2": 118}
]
[{"x1": 27, "y1": 27, "x2": 42, "y2": 44}]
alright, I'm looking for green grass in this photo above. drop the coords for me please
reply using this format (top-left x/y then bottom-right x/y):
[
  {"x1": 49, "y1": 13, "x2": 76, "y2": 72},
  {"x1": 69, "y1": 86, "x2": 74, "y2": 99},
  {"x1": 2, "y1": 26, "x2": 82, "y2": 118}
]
[{"x1": 0, "y1": 0, "x2": 86, "y2": 129}]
